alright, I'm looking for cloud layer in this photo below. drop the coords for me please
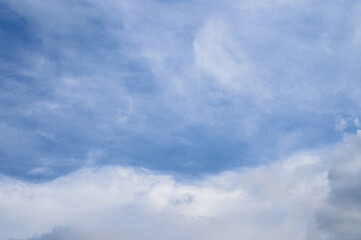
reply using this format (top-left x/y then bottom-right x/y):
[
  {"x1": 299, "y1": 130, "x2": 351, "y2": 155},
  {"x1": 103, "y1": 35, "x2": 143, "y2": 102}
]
[{"x1": 1, "y1": 132, "x2": 360, "y2": 240}]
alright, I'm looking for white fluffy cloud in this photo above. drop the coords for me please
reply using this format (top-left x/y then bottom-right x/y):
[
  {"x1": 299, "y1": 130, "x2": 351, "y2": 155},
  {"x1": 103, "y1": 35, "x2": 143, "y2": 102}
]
[
  {"x1": 3, "y1": 133, "x2": 361, "y2": 239},
  {"x1": 0, "y1": 148, "x2": 331, "y2": 239}
]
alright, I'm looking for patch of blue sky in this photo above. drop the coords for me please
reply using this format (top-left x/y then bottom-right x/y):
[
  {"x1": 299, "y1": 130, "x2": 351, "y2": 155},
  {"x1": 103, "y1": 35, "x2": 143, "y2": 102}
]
[{"x1": 1, "y1": 0, "x2": 361, "y2": 181}]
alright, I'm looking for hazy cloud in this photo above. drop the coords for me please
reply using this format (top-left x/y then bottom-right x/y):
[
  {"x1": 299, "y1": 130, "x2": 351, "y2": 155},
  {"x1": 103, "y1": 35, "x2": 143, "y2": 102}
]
[
  {"x1": 16, "y1": 226, "x2": 136, "y2": 240},
  {"x1": 2, "y1": 0, "x2": 361, "y2": 177}
]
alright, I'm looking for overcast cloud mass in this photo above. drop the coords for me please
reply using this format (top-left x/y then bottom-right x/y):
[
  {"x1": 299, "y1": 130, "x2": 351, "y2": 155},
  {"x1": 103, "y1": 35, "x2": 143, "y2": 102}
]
[{"x1": 1, "y1": 0, "x2": 361, "y2": 239}]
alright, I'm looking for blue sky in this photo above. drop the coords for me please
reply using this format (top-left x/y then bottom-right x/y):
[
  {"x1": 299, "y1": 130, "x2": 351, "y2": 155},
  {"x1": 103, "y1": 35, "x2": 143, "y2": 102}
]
[
  {"x1": 2, "y1": 0, "x2": 361, "y2": 239},
  {"x1": 1, "y1": 0, "x2": 361, "y2": 179}
]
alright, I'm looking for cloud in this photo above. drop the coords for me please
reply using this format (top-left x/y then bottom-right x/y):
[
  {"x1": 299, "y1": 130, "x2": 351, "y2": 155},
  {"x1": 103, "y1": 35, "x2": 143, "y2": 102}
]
[
  {"x1": 2, "y1": 0, "x2": 361, "y2": 178},
  {"x1": 2, "y1": 7, "x2": 361, "y2": 240},
  {"x1": 0, "y1": 150, "x2": 327, "y2": 240},
  {"x1": 2, "y1": 1, "x2": 361, "y2": 239},
  {"x1": 15, "y1": 226, "x2": 136, "y2": 240},
  {"x1": 2, "y1": 132, "x2": 361, "y2": 240},
  {"x1": 316, "y1": 131, "x2": 361, "y2": 240},
  {"x1": 193, "y1": 16, "x2": 255, "y2": 92}
]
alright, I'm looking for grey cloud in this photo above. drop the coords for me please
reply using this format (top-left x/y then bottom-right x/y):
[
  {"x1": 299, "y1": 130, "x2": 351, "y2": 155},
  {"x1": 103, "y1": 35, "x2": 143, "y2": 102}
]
[
  {"x1": 13, "y1": 226, "x2": 136, "y2": 240},
  {"x1": 316, "y1": 131, "x2": 361, "y2": 240}
]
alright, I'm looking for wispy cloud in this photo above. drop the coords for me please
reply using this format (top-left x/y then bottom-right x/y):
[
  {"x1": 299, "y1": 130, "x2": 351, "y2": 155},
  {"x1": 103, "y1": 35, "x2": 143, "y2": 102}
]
[{"x1": 2, "y1": 0, "x2": 361, "y2": 177}]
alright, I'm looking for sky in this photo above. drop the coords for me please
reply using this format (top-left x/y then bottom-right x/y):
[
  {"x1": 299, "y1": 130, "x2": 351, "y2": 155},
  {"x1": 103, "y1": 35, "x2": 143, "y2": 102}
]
[{"x1": 1, "y1": 0, "x2": 361, "y2": 239}]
